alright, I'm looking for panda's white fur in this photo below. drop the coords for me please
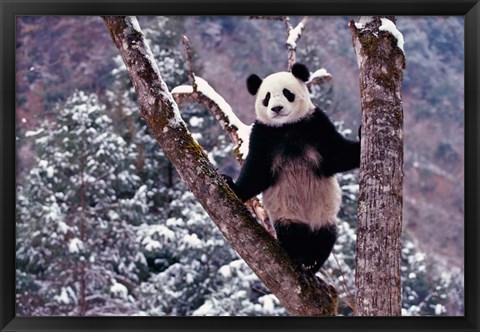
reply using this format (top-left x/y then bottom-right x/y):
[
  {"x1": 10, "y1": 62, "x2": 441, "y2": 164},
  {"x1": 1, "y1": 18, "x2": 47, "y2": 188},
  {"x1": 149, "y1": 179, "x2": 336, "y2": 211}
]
[
  {"x1": 263, "y1": 147, "x2": 342, "y2": 231},
  {"x1": 255, "y1": 72, "x2": 315, "y2": 127}
]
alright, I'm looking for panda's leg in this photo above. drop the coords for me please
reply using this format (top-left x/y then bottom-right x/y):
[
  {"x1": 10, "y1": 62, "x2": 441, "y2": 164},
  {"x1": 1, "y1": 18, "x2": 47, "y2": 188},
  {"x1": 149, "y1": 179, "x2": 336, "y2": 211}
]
[
  {"x1": 309, "y1": 224, "x2": 337, "y2": 272},
  {"x1": 275, "y1": 221, "x2": 337, "y2": 273}
]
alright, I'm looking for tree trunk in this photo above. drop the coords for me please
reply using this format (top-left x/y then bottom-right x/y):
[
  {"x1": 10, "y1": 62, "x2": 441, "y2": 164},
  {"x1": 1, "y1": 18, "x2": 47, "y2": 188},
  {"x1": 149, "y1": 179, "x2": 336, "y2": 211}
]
[
  {"x1": 349, "y1": 16, "x2": 406, "y2": 316},
  {"x1": 102, "y1": 15, "x2": 338, "y2": 316}
]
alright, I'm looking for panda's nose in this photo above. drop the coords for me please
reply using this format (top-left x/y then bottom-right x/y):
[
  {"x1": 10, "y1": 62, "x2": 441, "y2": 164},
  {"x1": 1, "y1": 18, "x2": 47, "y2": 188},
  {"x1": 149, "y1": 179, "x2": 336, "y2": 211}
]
[{"x1": 271, "y1": 106, "x2": 283, "y2": 113}]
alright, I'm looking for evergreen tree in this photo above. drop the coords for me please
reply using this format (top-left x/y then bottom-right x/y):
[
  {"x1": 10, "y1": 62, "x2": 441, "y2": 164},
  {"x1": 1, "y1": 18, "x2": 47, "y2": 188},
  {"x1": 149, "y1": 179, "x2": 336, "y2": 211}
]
[
  {"x1": 135, "y1": 189, "x2": 238, "y2": 315},
  {"x1": 400, "y1": 237, "x2": 464, "y2": 316},
  {"x1": 16, "y1": 91, "x2": 148, "y2": 316}
]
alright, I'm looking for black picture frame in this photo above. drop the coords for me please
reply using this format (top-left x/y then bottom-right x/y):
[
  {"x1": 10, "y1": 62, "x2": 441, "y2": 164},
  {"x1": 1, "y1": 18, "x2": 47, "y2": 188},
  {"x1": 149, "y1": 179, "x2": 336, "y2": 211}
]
[{"x1": 1, "y1": 1, "x2": 478, "y2": 331}]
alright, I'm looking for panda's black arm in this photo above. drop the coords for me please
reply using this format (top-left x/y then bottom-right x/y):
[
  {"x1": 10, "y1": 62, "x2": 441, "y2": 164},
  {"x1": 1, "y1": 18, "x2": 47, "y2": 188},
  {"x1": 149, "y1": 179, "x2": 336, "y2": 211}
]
[
  {"x1": 232, "y1": 154, "x2": 273, "y2": 202},
  {"x1": 323, "y1": 136, "x2": 360, "y2": 176},
  {"x1": 224, "y1": 124, "x2": 275, "y2": 202},
  {"x1": 313, "y1": 109, "x2": 361, "y2": 176}
]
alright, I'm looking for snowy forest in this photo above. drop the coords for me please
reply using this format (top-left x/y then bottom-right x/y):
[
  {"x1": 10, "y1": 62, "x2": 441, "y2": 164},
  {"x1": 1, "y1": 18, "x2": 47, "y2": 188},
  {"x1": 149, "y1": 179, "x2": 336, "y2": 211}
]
[{"x1": 15, "y1": 16, "x2": 464, "y2": 316}]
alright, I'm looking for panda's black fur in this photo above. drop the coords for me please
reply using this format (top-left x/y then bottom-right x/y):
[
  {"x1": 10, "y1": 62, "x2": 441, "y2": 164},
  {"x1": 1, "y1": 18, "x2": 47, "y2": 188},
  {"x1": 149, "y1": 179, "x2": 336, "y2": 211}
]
[{"x1": 225, "y1": 63, "x2": 360, "y2": 273}]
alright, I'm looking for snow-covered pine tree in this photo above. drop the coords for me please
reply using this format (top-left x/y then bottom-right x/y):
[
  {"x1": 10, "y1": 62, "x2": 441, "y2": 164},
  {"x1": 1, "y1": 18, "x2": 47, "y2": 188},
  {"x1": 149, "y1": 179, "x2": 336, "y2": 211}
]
[
  {"x1": 16, "y1": 91, "x2": 148, "y2": 316},
  {"x1": 400, "y1": 235, "x2": 464, "y2": 316}
]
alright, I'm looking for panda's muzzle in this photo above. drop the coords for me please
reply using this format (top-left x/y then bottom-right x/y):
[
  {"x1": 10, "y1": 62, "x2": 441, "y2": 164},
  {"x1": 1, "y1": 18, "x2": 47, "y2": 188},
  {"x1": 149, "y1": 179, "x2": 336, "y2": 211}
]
[{"x1": 271, "y1": 106, "x2": 284, "y2": 114}]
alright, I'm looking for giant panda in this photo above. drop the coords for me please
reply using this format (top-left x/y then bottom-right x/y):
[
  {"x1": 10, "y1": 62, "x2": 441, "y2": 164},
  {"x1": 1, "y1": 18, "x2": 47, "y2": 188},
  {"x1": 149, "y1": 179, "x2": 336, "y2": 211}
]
[{"x1": 223, "y1": 63, "x2": 360, "y2": 273}]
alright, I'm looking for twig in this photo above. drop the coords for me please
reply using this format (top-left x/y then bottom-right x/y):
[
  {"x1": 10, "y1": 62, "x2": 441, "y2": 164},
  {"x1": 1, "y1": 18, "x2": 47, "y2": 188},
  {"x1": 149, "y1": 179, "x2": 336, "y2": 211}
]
[
  {"x1": 332, "y1": 250, "x2": 356, "y2": 313},
  {"x1": 182, "y1": 35, "x2": 197, "y2": 92}
]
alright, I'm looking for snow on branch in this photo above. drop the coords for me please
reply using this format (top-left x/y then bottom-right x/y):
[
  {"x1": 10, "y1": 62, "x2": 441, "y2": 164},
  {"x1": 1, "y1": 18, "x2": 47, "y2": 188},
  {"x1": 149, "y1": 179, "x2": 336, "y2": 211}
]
[
  {"x1": 349, "y1": 16, "x2": 405, "y2": 56},
  {"x1": 175, "y1": 35, "x2": 250, "y2": 161},
  {"x1": 307, "y1": 68, "x2": 332, "y2": 87},
  {"x1": 248, "y1": 16, "x2": 333, "y2": 89},
  {"x1": 248, "y1": 15, "x2": 334, "y2": 90},
  {"x1": 286, "y1": 17, "x2": 308, "y2": 50},
  {"x1": 286, "y1": 17, "x2": 309, "y2": 70},
  {"x1": 379, "y1": 18, "x2": 405, "y2": 53},
  {"x1": 172, "y1": 77, "x2": 251, "y2": 161}
]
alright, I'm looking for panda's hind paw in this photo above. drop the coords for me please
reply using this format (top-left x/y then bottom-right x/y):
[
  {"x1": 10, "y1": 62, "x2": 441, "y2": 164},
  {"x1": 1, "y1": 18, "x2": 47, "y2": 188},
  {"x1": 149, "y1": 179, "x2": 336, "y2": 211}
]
[{"x1": 301, "y1": 260, "x2": 320, "y2": 273}]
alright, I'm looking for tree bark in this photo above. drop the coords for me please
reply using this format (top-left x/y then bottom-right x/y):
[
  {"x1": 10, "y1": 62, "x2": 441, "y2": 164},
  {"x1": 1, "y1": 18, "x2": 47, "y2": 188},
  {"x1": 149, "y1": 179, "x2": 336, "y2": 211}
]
[
  {"x1": 349, "y1": 16, "x2": 406, "y2": 316},
  {"x1": 102, "y1": 15, "x2": 338, "y2": 316}
]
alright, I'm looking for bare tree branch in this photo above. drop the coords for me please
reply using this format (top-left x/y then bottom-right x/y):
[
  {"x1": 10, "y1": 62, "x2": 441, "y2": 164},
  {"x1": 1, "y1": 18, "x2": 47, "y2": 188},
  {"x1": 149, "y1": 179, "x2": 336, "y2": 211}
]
[
  {"x1": 102, "y1": 15, "x2": 338, "y2": 316},
  {"x1": 181, "y1": 35, "x2": 197, "y2": 92},
  {"x1": 286, "y1": 17, "x2": 309, "y2": 70},
  {"x1": 349, "y1": 16, "x2": 406, "y2": 316},
  {"x1": 172, "y1": 79, "x2": 250, "y2": 161}
]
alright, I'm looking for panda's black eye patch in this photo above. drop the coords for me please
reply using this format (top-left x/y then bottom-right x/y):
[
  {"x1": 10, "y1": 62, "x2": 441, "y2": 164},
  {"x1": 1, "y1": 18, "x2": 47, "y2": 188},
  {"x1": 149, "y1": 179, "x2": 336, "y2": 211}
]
[
  {"x1": 283, "y1": 89, "x2": 295, "y2": 102},
  {"x1": 263, "y1": 92, "x2": 271, "y2": 107}
]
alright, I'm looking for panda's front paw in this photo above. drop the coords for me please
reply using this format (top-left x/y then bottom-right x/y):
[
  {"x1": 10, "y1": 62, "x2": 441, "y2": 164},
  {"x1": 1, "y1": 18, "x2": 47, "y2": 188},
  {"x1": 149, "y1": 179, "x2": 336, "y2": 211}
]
[
  {"x1": 358, "y1": 125, "x2": 362, "y2": 140},
  {"x1": 221, "y1": 174, "x2": 236, "y2": 189}
]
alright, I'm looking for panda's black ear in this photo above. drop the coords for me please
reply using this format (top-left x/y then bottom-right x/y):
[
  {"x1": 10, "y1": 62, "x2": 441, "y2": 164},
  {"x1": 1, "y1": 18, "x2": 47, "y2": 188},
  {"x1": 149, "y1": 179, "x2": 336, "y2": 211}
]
[
  {"x1": 291, "y1": 63, "x2": 310, "y2": 82},
  {"x1": 246, "y1": 74, "x2": 263, "y2": 95}
]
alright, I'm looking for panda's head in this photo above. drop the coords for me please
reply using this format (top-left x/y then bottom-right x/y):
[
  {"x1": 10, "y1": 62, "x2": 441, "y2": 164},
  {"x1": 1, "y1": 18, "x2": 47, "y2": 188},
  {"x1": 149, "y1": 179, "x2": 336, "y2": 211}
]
[{"x1": 246, "y1": 63, "x2": 315, "y2": 127}]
